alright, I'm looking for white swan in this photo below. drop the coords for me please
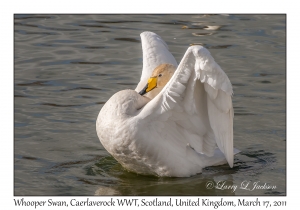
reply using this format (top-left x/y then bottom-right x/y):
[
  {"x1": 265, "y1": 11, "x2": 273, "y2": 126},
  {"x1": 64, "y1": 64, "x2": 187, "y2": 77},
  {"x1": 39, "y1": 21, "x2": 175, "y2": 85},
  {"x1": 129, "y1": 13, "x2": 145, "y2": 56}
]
[{"x1": 96, "y1": 31, "x2": 238, "y2": 177}]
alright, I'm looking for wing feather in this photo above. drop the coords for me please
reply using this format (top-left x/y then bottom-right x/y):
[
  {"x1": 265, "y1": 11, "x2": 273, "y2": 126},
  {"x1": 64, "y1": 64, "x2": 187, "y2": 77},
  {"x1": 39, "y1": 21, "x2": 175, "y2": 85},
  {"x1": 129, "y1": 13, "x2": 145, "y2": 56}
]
[
  {"x1": 137, "y1": 45, "x2": 234, "y2": 168},
  {"x1": 193, "y1": 46, "x2": 234, "y2": 167},
  {"x1": 135, "y1": 32, "x2": 178, "y2": 91}
]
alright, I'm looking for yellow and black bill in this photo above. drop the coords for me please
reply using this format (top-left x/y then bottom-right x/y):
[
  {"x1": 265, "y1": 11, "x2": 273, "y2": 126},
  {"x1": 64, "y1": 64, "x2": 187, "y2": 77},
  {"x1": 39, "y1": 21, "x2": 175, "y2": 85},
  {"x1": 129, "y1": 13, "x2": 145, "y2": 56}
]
[{"x1": 139, "y1": 77, "x2": 157, "y2": 95}]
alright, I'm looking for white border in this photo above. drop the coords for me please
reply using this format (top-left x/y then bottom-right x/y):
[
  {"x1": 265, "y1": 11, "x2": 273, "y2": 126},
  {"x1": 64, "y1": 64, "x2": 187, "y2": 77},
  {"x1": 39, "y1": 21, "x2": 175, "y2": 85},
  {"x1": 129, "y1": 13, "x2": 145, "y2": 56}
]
[{"x1": 4, "y1": 0, "x2": 293, "y2": 208}]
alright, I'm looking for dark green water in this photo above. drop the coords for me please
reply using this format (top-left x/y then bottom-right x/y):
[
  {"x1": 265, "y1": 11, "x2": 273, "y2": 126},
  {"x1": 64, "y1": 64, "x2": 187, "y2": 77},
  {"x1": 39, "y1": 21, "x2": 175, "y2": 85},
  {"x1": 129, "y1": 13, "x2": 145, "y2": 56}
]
[{"x1": 14, "y1": 14, "x2": 286, "y2": 195}]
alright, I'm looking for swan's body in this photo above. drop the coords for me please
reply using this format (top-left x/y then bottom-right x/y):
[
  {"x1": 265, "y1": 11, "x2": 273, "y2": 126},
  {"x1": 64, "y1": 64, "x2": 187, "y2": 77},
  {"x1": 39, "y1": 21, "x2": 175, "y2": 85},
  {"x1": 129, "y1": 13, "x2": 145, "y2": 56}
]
[{"x1": 96, "y1": 32, "x2": 238, "y2": 177}]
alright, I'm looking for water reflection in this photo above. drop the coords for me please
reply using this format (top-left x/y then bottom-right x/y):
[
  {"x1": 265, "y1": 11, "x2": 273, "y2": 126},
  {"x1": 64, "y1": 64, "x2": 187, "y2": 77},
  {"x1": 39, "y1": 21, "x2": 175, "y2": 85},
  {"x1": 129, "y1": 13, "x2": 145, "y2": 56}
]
[
  {"x1": 84, "y1": 148, "x2": 278, "y2": 195},
  {"x1": 91, "y1": 156, "x2": 236, "y2": 196}
]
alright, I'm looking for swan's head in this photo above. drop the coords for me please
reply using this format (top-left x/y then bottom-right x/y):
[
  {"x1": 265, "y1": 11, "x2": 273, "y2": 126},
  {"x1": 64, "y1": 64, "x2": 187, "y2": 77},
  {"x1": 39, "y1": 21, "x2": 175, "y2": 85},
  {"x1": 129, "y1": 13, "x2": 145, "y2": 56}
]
[{"x1": 139, "y1": 63, "x2": 176, "y2": 96}]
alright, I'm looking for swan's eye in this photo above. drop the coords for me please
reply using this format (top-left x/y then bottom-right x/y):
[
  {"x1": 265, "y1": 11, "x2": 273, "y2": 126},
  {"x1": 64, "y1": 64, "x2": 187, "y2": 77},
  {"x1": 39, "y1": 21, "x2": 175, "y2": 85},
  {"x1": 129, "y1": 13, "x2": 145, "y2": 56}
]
[{"x1": 158, "y1": 74, "x2": 162, "y2": 77}]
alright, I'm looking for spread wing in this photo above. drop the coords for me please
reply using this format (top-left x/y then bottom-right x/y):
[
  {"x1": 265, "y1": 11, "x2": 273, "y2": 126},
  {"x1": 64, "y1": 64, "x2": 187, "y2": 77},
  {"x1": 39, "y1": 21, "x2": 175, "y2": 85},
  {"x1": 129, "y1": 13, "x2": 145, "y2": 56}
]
[
  {"x1": 135, "y1": 31, "x2": 178, "y2": 92},
  {"x1": 137, "y1": 45, "x2": 234, "y2": 167}
]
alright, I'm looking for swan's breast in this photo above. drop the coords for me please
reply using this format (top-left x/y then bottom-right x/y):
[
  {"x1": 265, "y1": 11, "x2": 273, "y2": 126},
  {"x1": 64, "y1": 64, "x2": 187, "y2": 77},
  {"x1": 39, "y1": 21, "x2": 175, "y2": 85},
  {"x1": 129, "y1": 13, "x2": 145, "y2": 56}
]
[{"x1": 96, "y1": 89, "x2": 150, "y2": 158}]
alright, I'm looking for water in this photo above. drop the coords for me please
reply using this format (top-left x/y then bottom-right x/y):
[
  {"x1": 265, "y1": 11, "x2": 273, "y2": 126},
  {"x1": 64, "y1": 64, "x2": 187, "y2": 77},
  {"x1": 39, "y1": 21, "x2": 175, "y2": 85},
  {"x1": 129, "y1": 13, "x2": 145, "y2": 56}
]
[{"x1": 14, "y1": 14, "x2": 286, "y2": 196}]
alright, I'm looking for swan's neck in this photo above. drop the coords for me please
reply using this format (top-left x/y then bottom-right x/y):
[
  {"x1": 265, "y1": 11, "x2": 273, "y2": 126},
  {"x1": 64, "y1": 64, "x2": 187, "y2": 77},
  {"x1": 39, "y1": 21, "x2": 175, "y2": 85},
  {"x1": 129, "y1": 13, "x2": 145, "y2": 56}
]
[
  {"x1": 136, "y1": 94, "x2": 151, "y2": 110},
  {"x1": 144, "y1": 87, "x2": 163, "y2": 100},
  {"x1": 108, "y1": 90, "x2": 151, "y2": 117}
]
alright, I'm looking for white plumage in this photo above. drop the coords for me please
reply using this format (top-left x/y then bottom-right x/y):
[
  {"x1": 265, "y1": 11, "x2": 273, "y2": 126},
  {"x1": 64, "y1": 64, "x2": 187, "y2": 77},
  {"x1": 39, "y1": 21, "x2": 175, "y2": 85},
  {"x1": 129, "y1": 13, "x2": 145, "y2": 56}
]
[{"x1": 96, "y1": 31, "x2": 239, "y2": 177}]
